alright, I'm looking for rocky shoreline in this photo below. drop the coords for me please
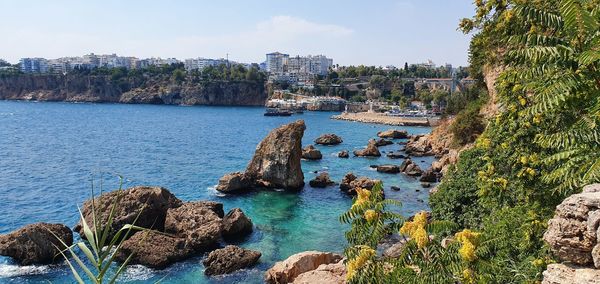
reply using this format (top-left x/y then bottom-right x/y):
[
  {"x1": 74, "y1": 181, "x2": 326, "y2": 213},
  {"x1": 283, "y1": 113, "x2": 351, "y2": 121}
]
[{"x1": 331, "y1": 112, "x2": 440, "y2": 127}]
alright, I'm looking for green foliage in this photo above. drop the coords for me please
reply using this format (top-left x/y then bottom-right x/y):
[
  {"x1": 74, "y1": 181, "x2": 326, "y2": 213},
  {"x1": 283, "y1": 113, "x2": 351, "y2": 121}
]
[
  {"x1": 449, "y1": 101, "x2": 486, "y2": 146},
  {"x1": 56, "y1": 177, "x2": 147, "y2": 284}
]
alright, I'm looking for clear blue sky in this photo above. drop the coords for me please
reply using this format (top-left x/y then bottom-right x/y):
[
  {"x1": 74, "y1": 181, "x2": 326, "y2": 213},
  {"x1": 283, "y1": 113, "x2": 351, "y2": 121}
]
[{"x1": 0, "y1": 0, "x2": 475, "y2": 66}]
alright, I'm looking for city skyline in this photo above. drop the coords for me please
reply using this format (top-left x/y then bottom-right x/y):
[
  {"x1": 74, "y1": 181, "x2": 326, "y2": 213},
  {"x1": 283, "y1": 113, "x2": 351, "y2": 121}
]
[{"x1": 0, "y1": 0, "x2": 474, "y2": 66}]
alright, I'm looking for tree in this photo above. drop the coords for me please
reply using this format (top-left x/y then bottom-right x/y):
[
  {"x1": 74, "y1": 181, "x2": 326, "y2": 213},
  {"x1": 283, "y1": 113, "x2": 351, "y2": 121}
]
[
  {"x1": 404, "y1": 62, "x2": 409, "y2": 72},
  {"x1": 172, "y1": 69, "x2": 185, "y2": 83}
]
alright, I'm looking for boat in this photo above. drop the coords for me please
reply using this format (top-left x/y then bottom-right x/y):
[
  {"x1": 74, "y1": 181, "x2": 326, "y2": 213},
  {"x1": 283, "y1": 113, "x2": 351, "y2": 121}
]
[{"x1": 264, "y1": 108, "x2": 293, "y2": 116}]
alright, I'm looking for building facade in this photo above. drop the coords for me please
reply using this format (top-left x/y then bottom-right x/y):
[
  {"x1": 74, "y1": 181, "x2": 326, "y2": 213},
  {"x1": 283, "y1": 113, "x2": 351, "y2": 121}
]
[{"x1": 265, "y1": 52, "x2": 333, "y2": 84}]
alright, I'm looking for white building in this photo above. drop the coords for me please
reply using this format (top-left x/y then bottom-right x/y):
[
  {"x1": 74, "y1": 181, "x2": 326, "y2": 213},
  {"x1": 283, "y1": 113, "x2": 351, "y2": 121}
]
[
  {"x1": 184, "y1": 58, "x2": 229, "y2": 71},
  {"x1": 266, "y1": 52, "x2": 333, "y2": 83},
  {"x1": 19, "y1": 58, "x2": 48, "y2": 73}
]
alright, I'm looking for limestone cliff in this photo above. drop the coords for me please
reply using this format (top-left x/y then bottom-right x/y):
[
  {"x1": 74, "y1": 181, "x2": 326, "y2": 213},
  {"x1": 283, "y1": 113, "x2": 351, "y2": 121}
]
[{"x1": 0, "y1": 75, "x2": 267, "y2": 106}]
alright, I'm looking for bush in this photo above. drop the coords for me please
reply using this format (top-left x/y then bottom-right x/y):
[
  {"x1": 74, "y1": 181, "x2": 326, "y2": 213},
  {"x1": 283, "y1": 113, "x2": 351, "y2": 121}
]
[{"x1": 449, "y1": 102, "x2": 485, "y2": 146}]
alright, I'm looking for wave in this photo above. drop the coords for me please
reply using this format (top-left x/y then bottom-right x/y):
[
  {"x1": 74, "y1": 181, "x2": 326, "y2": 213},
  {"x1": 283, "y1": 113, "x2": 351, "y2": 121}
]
[{"x1": 0, "y1": 263, "x2": 50, "y2": 277}]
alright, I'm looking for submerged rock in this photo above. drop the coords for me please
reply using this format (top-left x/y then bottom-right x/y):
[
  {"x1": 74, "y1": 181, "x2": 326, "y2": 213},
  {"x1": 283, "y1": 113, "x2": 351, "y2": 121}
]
[
  {"x1": 391, "y1": 186, "x2": 401, "y2": 191},
  {"x1": 265, "y1": 251, "x2": 343, "y2": 284},
  {"x1": 302, "y1": 145, "x2": 323, "y2": 160},
  {"x1": 309, "y1": 172, "x2": 336, "y2": 188},
  {"x1": 0, "y1": 223, "x2": 73, "y2": 265},
  {"x1": 338, "y1": 150, "x2": 349, "y2": 158},
  {"x1": 218, "y1": 120, "x2": 306, "y2": 192},
  {"x1": 377, "y1": 129, "x2": 408, "y2": 139},
  {"x1": 116, "y1": 231, "x2": 193, "y2": 269},
  {"x1": 203, "y1": 245, "x2": 261, "y2": 276},
  {"x1": 164, "y1": 201, "x2": 223, "y2": 251},
  {"x1": 75, "y1": 186, "x2": 183, "y2": 241},
  {"x1": 386, "y1": 151, "x2": 406, "y2": 159},
  {"x1": 353, "y1": 139, "x2": 381, "y2": 157},
  {"x1": 315, "y1": 134, "x2": 343, "y2": 145},
  {"x1": 222, "y1": 208, "x2": 253, "y2": 239}
]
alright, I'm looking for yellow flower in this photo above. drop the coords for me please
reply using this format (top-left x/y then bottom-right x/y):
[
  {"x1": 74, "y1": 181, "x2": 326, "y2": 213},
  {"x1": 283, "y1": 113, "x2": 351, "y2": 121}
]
[
  {"x1": 501, "y1": 142, "x2": 509, "y2": 149},
  {"x1": 459, "y1": 240, "x2": 477, "y2": 262},
  {"x1": 351, "y1": 188, "x2": 371, "y2": 209},
  {"x1": 413, "y1": 227, "x2": 429, "y2": 249},
  {"x1": 518, "y1": 96, "x2": 527, "y2": 106},
  {"x1": 462, "y1": 268, "x2": 475, "y2": 284},
  {"x1": 413, "y1": 211, "x2": 428, "y2": 228},
  {"x1": 455, "y1": 229, "x2": 481, "y2": 245},
  {"x1": 493, "y1": 177, "x2": 508, "y2": 189},
  {"x1": 531, "y1": 259, "x2": 544, "y2": 267},
  {"x1": 526, "y1": 167, "x2": 536, "y2": 177},
  {"x1": 364, "y1": 210, "x2": 377, "y2": 222},
  {"x1": 346, "y1": 246, "x2": 375, "y2": 281},
  {"x1": 520, "y1": 156, "x2": 528, "y2": 165},
  {"x1": 533, "y1": 113, "x2": 542, "y2": 124},
  {"x1": 476, "y1": 138, "x2": 491, "y2": 149}
]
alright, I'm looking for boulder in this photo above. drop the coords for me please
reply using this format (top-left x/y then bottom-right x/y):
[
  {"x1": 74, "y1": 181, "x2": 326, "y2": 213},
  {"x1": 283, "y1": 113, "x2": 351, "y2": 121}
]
[
  {"x1": 377, "y1": 129, "x2": 408, "y2": 139},
  {"x1": 383, "y1": 239, "x2": 409, "y2": 258},
  {"x1": 315, "y1": 134, "x2": 343, "y2": 145},
  {"x1": 116, "y1": 231, "x2": 193, "y2": 269},
  {"x1": 302, "y1": 145, "x2": 323, "y2": 160},
  {"x1": 419, "y1": 168, "x2": 438, "y2": 183},
  {"x1": 0, "y1": 223, "x2": 73, "y2": 265},
  {"x1": 216, "y1": 172, "x2": 253, "y2": 193},
  {"x1": 340, "y1": 174, "x2": 380, "y2": 195},
  {"x1": 309, "y1": 172, "x2": 336, "y2": 188},
  {"x1": 391, "y1": 186, "x2": 401, "y2": 191},
  {"x1": 386, "y1": 151, "x2": 406, "y2": 159},
  {"x1": 293, "y1": 259, "x2": 346, "y2": 284},
  {"x1": 219, "y1": 120, "x2": 306, "y2": 191},
  {"x1": 203, "y1": 245, "x2": 261, "y2": 276},
  {"x1": 405, "y1": 135, "x2": 434, "y2": 156},
  {"x1": 265, "y1": 251, "x2": 343, "y2": 284},
  {"x1": 222, "y1": 208, "x2": 253, "y2": 239},
  {"x1": 353, "y1": 139, "x2": 381, "y2": 157},
  {"x1": 543, "y1": 184, "x2": 600, "y2": 267},
  {"x1": 374, "y1": 138, "x2": 393, "y2": 147},
  {"x1": 75, "y1": 186, "x2": 183, "y2": 241},
  {"x1": 542, "y1": 263, "x2": 600, "y2": 284},
  {"x1": 400, "y1": 159, "x2": 422, "y2": 176},
  {"x1": 421, "y1": 182, "x2": 431, "y2": 188},
  {"x1": 164, "y1": 201, "x2": 223, "y2": 251},
  {"x1": 338, "y1": 150, "x2": 349, "y2": 158},
  {"x1": 376, "y1": 165, "x2": 400, "y2": 174}
]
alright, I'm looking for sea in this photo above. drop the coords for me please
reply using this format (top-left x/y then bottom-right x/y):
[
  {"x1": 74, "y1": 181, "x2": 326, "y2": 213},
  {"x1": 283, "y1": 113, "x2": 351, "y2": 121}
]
[{"x1": 0, "y1": 101, "x2": 433, "y2": 283}]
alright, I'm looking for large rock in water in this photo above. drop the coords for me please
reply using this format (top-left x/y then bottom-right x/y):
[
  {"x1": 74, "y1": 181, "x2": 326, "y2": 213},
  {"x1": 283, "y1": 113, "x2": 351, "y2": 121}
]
[
  {"x1": 353, "y1": 139, "x2": 381, "y2": 157},
  {"x1": 309, "y1": 172, "x2": 336, "y2": 188},
  {"x1": 315, "y1": 134, "x2": 343, "y2": 145},
  {"x1": 302, "y1": 145, "x2": 323, "y2": 160},
  {"x1": 164, "y1": 201, "x2": 223, "y2": 251},
  {"x1": 203, "y1": 245, "x2": 261, "y2": 276},
  {"x1": 115, "y1": 231, "x2": 193, "y2": 269},
  {"x1": 75, "y1": 186, "x2": 183, "y2": 241},
  {"x1": 265, "y1": 251, "x2": 343, "y2": 284},
  {"x1": 377, "y1": 129, "x2": 408, "y2": 139},
  {"x1": 339, "y1": 173, "x2": 380, "y2": 195},
  {"x1": 543, "y1": 184, "x2": 600, "y2": 267},
  {"x1": 0, "y1": 223, "x2": 73, "y2": 265},
  {"x1": 376, "y1": 165, "x2": 400, "y2": 174},
  {"x1": 218, "y1": 120, "x2": 305, "y2": 192},
  {"x1": 221, "y1": 208, "x2": 253, "y2": 239}
]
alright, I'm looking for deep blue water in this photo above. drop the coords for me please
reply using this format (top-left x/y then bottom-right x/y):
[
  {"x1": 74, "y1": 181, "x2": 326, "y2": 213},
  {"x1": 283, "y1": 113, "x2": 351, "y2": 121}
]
[{"x1": 0, "y1": 101, "x2": 433, "y2": 283}]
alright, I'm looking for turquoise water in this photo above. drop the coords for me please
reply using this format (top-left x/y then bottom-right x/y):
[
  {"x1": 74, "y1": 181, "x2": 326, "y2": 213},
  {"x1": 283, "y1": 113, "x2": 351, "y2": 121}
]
[{"x1": 0, "y1": 101, "x2": 433, "y2": 283}]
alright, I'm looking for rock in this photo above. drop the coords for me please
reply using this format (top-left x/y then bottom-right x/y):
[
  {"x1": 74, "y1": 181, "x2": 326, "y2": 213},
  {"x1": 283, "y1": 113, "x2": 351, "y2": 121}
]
[
  {"x1": 419, "y1": 168, "x2": 438, "y2": 183},
  {"x1": 376, "y1": 165, "x2": 400, "y2": 174},
  {"x1": 340, "y1": 175, "x2": 380, "y2": 195},
  {"x1": 75, "y1": 186, "x2": 183, "y2": 241},
  {"x1": 542, "y1": 263, "x2": 600, "y2": 284},
  {"x1": 339, "y1": 173, "x2": 357, "y2": 192},
  {"x1": 543, "y1": 186, "x2": 600, "y2": 267},
  {"x1": 353, "y1": 139, "x2": 381, "y2": 157},
  {"x1": 383, "y1": 239, "x2": 408, "y2": 258},
  {"x1": 203, "y1": 245, "x2": 261, "y2": 276},
  {"x1": 222, "y1": 208, "x2": 253, "y2": 239},
  {"x1": 293, "y1": 259, "x2": 346, "y2": 284},
  {"x1": 390, "y1": 186, "x2": 401, "y2": 191},
  {"x1": 338, "y1": 150, "x2": 349, "y2": 158},
  {"x1": 116, "y1": 231, "x2": 193, "y2": 269},
  {"x1": 246, "y1": 120, "x2": 306, "y2": 190},
  {"x1": 429, "y1": 186, "x2": 439, "y2": 194},
  {"x1": 421, "y1": 182, "x2": 431, "y2": 188},
  {"x1": 369, "y1": 164, "x2": 378, "y2": 169},
  {"x1": 405, "y1": 135, "x2": 434, "y2": 156},
  {"x1": 309, "y1": 172, "x2": 336, "y2": 188},
  {"x1": 164, "y1": 202, "x2": 223, "y2": 251},
  {"x1": 218, "y1": 120, "x2": 306, "y2": 192},
  {"x1": 399, "y1": 159, "x2": 422, "y2": 176},
  {"x1": 302, "y1": 145, "x2": 323, "y2": 160},
  {"x1": 374, "y1": 138, "x2": 393, "y2": 147},
  {"x1": 315, "y1": 134, "x2": 343, "y2": 145},
  {"x1": 377, "y1": 129, "x2": 408, "y2": 139},
  {"x1": 0, "y1": 223, "x2": 73, "y2": 265},
  {"x1": 265, "y1": 251, "x2": 343, "y2": 284},
  {"x1": 216, "y1": 172, "x2": 253, "y2": 193},
  {"x1": 386, "y1": 151, "x2": 406, "y2": 159}
]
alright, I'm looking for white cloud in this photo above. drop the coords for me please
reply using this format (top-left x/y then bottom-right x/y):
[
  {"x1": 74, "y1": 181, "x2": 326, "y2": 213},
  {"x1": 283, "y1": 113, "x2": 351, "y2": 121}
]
[{"x1": 0, "y1": 16, "x2": 354, "y2": 64}]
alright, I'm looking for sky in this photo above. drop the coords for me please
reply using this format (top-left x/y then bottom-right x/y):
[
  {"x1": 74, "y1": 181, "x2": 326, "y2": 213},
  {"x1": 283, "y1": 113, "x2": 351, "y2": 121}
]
[{"x1": 0, "y1": 0, "x2": 475, "y2": 67}]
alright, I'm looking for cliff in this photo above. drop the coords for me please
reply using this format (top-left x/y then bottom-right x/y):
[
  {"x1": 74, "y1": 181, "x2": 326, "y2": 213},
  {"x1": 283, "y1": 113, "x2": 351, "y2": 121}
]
[{"x1": 0, "y1": 75, "x2": 267, "y2": 106}]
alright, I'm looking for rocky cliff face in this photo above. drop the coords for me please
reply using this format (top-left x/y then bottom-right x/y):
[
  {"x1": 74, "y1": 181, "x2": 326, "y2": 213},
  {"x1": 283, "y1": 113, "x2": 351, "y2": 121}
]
[{"x1": 0, "y1": 75, "x2": 267, "y2": 106}]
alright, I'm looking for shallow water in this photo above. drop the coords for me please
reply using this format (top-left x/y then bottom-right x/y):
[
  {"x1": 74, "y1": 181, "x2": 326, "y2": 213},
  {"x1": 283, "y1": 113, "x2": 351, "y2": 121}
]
[{"x1": 0, "y1": 101, "x2": 433, "y2": 283}]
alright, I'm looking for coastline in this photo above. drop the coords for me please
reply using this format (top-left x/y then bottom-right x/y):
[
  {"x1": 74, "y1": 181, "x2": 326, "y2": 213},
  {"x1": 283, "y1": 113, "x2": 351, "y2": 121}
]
[{"x1": 331, "y1": 112, "x2": 440, "y2": 127}]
